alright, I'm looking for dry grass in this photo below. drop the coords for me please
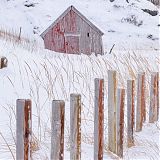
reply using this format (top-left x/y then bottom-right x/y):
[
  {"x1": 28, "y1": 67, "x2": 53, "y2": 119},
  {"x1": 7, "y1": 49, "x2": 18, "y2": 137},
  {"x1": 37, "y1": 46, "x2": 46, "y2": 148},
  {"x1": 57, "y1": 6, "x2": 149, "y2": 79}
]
[
  {"x1": 0, "y1": 27, "x2": 39, "y2": 52},
  {"x1": 0, "y1": 29, "x2": 159, "y2": 159}
]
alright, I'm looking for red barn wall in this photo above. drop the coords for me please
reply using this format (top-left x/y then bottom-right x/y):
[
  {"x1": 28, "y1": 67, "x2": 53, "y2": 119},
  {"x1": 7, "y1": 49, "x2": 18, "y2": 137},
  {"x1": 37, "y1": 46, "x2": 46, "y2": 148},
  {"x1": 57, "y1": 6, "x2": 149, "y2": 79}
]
[{"x1": 43, "y1": 10, "x2": 103, "y2": 55}]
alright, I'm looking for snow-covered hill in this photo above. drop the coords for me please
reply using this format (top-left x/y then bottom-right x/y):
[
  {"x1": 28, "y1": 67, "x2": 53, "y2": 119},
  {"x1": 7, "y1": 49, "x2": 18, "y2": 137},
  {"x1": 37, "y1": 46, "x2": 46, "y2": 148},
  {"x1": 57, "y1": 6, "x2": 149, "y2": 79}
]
[
  {"x1": 0, "y1": 0, "x2": 159, "y2": 51},
  {"x1": 0, "y1": 0, "x2": 159, "y2": 160}
]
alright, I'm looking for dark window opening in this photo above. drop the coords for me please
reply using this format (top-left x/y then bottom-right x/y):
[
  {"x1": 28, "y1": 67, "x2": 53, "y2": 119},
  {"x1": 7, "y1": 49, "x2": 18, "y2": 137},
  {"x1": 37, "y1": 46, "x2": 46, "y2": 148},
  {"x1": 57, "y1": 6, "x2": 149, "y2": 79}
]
[{"x1": 87, "y1": 33, "x2": 90, "y2": 37}]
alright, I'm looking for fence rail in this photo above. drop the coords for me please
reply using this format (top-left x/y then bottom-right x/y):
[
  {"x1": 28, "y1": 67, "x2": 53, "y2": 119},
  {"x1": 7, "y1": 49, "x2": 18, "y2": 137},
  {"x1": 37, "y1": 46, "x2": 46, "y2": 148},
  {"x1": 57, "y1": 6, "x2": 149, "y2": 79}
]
[{"x1": 16, "y1": 70, "x2": 159, "y2": 160}]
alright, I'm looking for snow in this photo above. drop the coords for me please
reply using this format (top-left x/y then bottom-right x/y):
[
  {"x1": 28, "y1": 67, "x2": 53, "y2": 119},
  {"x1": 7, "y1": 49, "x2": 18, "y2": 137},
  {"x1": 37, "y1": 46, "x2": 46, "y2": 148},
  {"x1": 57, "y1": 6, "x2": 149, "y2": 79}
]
[
  {"x1": 0, "y1": 0, "x2": 159, "y2": 159},
  {"x1": 0, "y1": 0, "x2": 159, "y2": 50},
  {"x1": 0, "y1": 38, "x2": 159, "y2": 159}
]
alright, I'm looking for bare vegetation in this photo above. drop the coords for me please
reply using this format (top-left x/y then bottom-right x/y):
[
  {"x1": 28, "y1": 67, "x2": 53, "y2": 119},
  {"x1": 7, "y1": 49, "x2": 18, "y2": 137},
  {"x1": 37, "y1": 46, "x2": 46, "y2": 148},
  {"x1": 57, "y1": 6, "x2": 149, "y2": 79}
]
[
  {"x1": 0, "y1": 29, "x2": 159, "y2": 159},
  {"x1": 0, "y1": 28, "x2": 39, "y2": 52},
  {"x1": 121, "y1": 15, "x2": 143, "y2": 27}
]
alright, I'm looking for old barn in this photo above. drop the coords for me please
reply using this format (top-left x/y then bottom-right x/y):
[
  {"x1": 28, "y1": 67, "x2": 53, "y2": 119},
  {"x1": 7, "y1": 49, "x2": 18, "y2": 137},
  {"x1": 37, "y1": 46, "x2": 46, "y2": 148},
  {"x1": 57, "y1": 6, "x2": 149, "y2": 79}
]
[{"x1": 41, "y1": 6, "x2": 104, "y2": 55}]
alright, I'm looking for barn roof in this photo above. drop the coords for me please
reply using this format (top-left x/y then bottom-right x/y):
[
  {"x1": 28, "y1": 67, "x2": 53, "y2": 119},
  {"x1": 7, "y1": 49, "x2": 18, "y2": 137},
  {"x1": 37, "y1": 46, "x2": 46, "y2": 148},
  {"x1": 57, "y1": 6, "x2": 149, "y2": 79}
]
[{"x1": 40, "y1": 5, "x2": 104, "y2": 38}]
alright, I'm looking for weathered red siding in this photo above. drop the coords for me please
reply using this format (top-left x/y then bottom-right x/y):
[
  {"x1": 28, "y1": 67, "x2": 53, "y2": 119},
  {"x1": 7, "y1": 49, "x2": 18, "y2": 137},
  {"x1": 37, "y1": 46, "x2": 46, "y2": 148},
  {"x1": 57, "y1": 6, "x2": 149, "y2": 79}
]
[{"x1": 43, "y1": 7, "x2": 103, "y2": 55}]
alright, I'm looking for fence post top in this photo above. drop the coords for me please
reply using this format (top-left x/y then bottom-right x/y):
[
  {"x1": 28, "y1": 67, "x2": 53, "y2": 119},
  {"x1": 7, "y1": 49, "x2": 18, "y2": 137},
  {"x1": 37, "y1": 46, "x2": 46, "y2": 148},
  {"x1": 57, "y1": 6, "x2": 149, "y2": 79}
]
[
  {"x1": 52, "y1": 100, "x2": 65, "y2": 105},
  {"x1": 108, "y1": 70, "x2": 116, "y2": 73},
  {"x1": 117, "y1": 88, "x2": 125, "y2": 92},
  {"x1": 138, "y1": 72, "x2": 145, "y2": 75},
  {"x1": 94, "y1": 78, "x2": 104, "y2": 81},
  {"x1": 17, "y1": 99, "x2": 31, "y2": 101},
  {"x1": 70, "y1": 93, "x2": 81, "y2": 97},
  {"x1": 127, "y1": 79, "x2": 135, "y2": 82},
  {"x1": 52, "y1": 100, "x2": 65, "y2": 102},
  {"x1": 151, "y1": 72, "x2": 159, "y2": 75}
]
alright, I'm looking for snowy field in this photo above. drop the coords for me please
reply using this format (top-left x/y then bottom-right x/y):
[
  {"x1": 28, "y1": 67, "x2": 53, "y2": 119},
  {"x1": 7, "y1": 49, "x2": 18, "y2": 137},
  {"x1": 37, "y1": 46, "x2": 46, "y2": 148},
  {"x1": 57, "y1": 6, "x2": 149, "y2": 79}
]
[
  {"x1": 0, "y1": 38, "x2": 159, "y2": 159},
  {"x1": 0, "y1": 0, "x2": 159, "y2": 159}
]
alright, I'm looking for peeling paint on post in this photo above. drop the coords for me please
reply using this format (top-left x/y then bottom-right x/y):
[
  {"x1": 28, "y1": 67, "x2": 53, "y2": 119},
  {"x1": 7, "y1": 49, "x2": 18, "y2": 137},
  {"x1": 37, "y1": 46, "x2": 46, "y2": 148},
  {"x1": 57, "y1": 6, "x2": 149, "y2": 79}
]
[
  {"x1": 136, "y1": 73, "x2": 145, "y2": 132},
  {"x1": 16, "y1": 99, "x2": 32, "y2": 160},
  {"x1": 51, "y1": 100, "x2": 65, "y2": 160},
  {"x1": 108, "y1": 70, "x2": 117, "y2": 153},
  {"x1": 149, "y1": 73, "x2": 158, "y2": 123},
  {"x1": 70, "y1": 94, "x2": 81, "y2": 160},
  {"x1": 116, "y1": 89, "x2": 125, "y2": 158},
  {"x1": 127, "y1": 80, "x2": 135, "y2": 147},
  {"x1": 94, "y1": 78, "x2": 104, "y2": 160}
]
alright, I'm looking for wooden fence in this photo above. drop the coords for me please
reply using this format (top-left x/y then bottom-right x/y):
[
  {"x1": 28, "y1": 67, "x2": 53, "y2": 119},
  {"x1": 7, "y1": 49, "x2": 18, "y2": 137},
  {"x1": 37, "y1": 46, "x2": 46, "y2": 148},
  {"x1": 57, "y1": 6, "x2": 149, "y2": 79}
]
[{"x1": 16, "y1": 70, "x2": 159, "y2": 160}]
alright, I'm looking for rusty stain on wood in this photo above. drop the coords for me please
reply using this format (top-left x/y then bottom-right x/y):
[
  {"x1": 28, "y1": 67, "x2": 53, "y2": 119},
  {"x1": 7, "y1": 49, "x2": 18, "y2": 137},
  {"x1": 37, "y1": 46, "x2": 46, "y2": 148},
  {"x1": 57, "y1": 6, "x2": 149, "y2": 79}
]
[
  {"x1": 116, "y1": 89, "x2": 125, "y2": 158},
  {"x1": 94, "y1": 78, "x2": 104, "y2": 160},
  {"x1": 60, "y1": 102, "x2": 65, "y2": 160},
  {"x1": 77, "y1": 95, "x2": 81, "y2": 160},
  {"x1": 149, "y1": 72, "x2": 158, "y2": 123},
  {"x1": 127, "y1": 80, "x2": 135, "y2": 147},
  {"x1": 24, "y1": 100, "x2": 32, "y2": 160},
  {"x1": 156, "y1": 72, "x2": 159, "y2": 121},
  {"x1": 16, "y1": 99, "x2": 32, "y2": 160},
  {"x1": 136, "y1": 73, "x2": 145, "y2": 132},
  {"x1": 51, "y1": 100, "x2": 65, "y2": 160},
  {"x1": 70, "y1": 94, "x2": 81, "y2": 160},
  {"x1": 108, "y1": 70, "x2": 117, "y2": 154}
]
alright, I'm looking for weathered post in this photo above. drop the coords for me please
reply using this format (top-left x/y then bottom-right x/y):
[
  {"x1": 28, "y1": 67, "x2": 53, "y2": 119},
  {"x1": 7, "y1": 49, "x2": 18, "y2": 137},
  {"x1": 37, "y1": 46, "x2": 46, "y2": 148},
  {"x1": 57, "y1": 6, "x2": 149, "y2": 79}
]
[
  {"x1": 70, "y1": 94, "x2": 81, "y2": 160},
  {"x1": 108, "y1": 70, "x2": 117, "y2": 153},
  {"x1": 94, "y1": 78, "x2": 104, "y2": 160},
  {"x1": 136, "y1": 73, "x2": 145, "y2": 132},
  {"x1": 149, "y1": 73, "x2": 158, "y2": 123},
  {"x1": 156, "y1": 72, "x2": 159, "y2": 121},
  {"x1": 16, "y1": 99, "x2": 32, "y2": 160},
  {"x1": 127, "y1": 80, "x2": 135, "y2": 147},
  {"x1": 0, "y1": 56, "x2": 8, "y2": 69},
  {"x1": 51, "y1": 100, "x2": 65, "y2": 160},
  {"x1": 141, "y1": 73, "x2": 146, "y2": 123},
  {"x1": 116, "y1": 89, "x2": 125, "y2": 158}
]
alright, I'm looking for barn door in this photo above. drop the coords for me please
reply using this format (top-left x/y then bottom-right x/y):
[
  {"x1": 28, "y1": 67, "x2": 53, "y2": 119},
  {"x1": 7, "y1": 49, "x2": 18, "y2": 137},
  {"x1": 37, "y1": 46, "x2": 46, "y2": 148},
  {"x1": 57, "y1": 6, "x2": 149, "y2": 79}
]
[{"x1": 65, "y1": 35, "x2": 80, "y2": 54}]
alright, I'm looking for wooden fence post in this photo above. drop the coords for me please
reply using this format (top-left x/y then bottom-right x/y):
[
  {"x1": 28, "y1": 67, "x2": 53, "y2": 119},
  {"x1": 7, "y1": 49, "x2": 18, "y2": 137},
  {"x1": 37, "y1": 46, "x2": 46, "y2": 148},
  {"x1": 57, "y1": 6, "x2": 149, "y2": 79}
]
[
  {"x1": 136, "y1": 73, "x2": 145, "y2": 132},
  {"x1": 94, "y1": 78, "x2": 104, "y2": 160},
  {"x1": 0, "y1": 56, "x2": 8, "y2": 69},
  {"x1": 127, "y1": 80, "x2": 135, "y2": 147},
  {"x1": 116, "y1": 89, "x2": 125, "y2": 158},
  {"x1": 16, "y1": 99, "x2": 32, "y2": 160},
  {"x1": 51, "y1": 100, "x2": 65, "y2": 160},
  {"x1": 141, "y1": 73, "x2": 146, "y2": 123},
  {"x1": 156, "y1": 72, "x2": 159, "y2": 121},
  {"x1": 70, "y1": 94, "x2": 81, "y2": 160},
  {"x1": 149, "y1": 72, "x2": 158, "y2": 123},
  {"x1": 108, "y1": 70, "x2": 117, "y2": 153}
]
